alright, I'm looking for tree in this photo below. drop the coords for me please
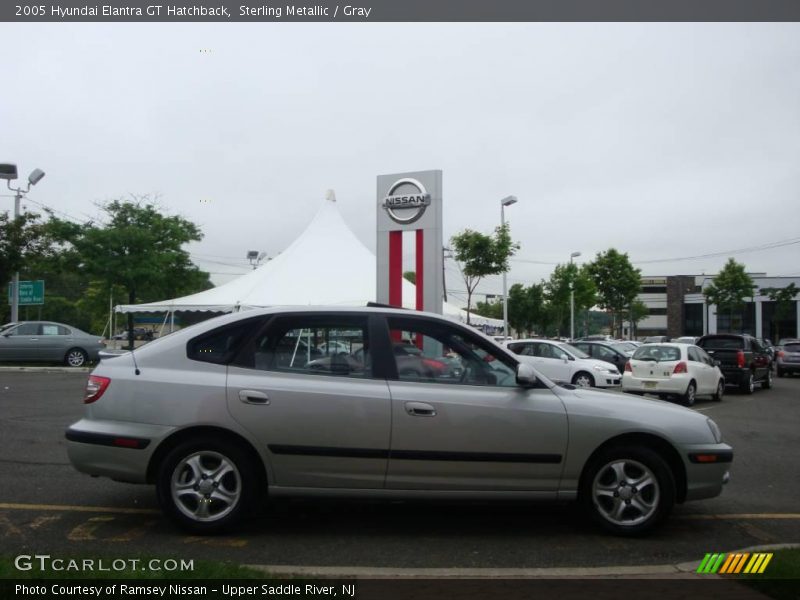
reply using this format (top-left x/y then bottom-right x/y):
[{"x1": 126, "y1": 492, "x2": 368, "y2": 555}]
[
  {"x1": 586, "y1": 249, "x2": 641, "y2": 338},
  {"x1": 450, "y1": 223, "x2": 519, "y2": 324},
  {"x1": 704, "y1": 258, "x2": 755, "y2": 333},
  {"x1": 544, "y1": 263, "x2": 597, "y2": 337},
  {"x1": 508, "y1": 283, "x2": 546, "y2": 336},
  {"x1": 48, "y1": 198, "x2": 211, "y2": 346},
  {"x1": 0, "y1": 210, "x2": 54, "y2": 320},
  {"x1": 761, "y1": 283, "x2": 798, "y2": 342},
  {"x1": 622, "y1": 299, "x2": 649, "y2": 339},
  {"x1": 402, "y1": 271, "x2": 416, "y2": 285},
  {"x1": 472, "y1": 298, "x2": 503, "y2": 320}
]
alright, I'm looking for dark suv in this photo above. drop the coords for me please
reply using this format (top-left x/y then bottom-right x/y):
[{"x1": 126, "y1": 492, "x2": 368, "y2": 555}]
[{"x1": 696, "y1": 334, "x2": 772, "y2": 394}]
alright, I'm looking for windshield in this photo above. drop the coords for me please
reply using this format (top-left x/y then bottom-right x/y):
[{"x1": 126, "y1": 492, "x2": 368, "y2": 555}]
[
  {"x1": 0, "y1": 322, "x2": 17, "y2": 334},
  {"x1": 633, "y1": 345, "x2": 681, "y2": 362},
  {"x1": 612, "y1": 342, "x2": 636, "y2": 352},
  {"x1": 557, "y1": 343, "x2": 590, "y2": 359}
]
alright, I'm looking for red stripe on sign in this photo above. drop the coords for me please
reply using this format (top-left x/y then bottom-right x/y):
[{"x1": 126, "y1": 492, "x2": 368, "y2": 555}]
[
  {"x1": 416, "y1": 229, "x2": 424, "y2": 312},
  {"x1": 389, "y1": 231, "x2": 403, "y2": 308}
]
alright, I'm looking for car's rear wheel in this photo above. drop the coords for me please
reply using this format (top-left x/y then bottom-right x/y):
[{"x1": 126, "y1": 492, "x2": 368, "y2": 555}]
[
  {"x1": 581, "y1": 446, "x2": 675, "y2": 536},
  {"x1": 682, "y1": 381, "x2": 697, "y2": 407},
  {"x1": 64, "y1": 348, "x2": 88, "y2": 367},
  {"x1": 572, "y1": 371, "x2": 595, "y2": 388},
  {"x1": 762, "y1": 369, "x2": 773, "y2": 389},
  {"x1": 712, "y1": 379, "x2": 724, "y2": 402},
  {"x1": 156, "y1": 440, "x2": 256, "y2": 534},
  {"x1": 740, "y1": 372, "x2": 755, "y2": 394}
]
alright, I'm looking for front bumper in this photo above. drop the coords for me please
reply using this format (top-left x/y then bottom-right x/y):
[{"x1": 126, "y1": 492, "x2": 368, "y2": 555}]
[{"x1": 682, "y1": 443, "x2": 733, "y2": 501}]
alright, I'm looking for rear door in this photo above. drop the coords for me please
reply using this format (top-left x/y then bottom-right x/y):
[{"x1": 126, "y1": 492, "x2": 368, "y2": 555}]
[
  {"x1": 383, "y1": 316, "x2": 568, "y2": 492},
  {"x1": 226, "y1": 313, "x2": 391, "y2": 489},
  {"x1": 38, "y1": 323, "x2": 71, "y2": 361}
]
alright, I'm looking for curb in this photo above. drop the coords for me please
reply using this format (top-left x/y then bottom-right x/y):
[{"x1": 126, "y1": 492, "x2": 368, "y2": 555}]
[
  {"x1": 0, "y1": 366, "x2": 91, "y2": 373},
  {"x1": 246, "y1": 543, "x2": 800, "y2": 579}
]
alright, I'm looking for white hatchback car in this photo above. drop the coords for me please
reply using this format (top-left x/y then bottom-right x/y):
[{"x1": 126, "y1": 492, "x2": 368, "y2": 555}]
[
  {"x1": 505, "y1": 339, "x2": 621, "y2": 388},
  {"x1": 622, "y1": 343, "x2": 724, "y2": 406}
]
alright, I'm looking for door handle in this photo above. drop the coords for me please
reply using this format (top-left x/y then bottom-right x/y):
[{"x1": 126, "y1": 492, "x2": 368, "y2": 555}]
[
  {"x1": 239, "y1": 390, "x2": 270, "y2": 405},
  {"x1": 404, "y1": 401, "x2": 436, "y2": 417}
]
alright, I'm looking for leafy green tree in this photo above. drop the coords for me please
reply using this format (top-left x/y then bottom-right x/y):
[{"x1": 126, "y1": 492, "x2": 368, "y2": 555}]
[
  {"x1": 508, "y1": 283, "x2": 546, "y2": 336},
  {"x1": 545, "y1": 263, "x2": 597, "y2": 337},
  {"x1": 472, "y1": 298, "x2": 503, "y2": 320},
  {"x1": 450, "y1": 223, "x2": 519, "y2": 324},
  {"x1": 48, "y1": 198, "x2": 212, "y2": 346},
  {"x1": 0, "y1": 210, "x2": 54, "y2": 321},
  {"x1": 586, "y1": 249, "x2": 641, "y2": 337},
  {"x1": 704, "y1": 258, "x2": 755, "y2": 333},
  {"x1": 402, "y1": 271, "x2": 416, "y2": 285},
  {"x1": 621, "y1": 299, "x2": 649, "y2": 338},
  {"x1": 761, "y1": 283, "x2": 798, "y2": 342}
]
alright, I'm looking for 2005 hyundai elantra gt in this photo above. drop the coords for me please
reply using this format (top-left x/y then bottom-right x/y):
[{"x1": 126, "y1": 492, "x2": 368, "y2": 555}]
[{"x1": 66, "y1": 306, "x2": 732, "y2": 535}]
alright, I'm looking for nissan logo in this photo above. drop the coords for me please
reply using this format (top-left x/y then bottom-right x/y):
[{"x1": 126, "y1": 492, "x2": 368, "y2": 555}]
[{"x1": 382, "y1": 178, "x2": 431, "y2": 224}]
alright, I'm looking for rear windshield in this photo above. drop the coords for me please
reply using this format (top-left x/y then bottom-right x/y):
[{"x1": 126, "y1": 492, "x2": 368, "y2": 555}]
[
  {"x1": 632, "y1": 345, "x2": 681, "y2": 362},
  {"x1": 784, "y1": 343, "x2": 800, "y2": 353},
  {"x1": 697, "y1": 337, "x2": 744, "y2": 350}
]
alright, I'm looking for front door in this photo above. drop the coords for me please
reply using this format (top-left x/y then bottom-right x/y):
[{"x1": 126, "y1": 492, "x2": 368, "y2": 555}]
[
  {"x1": 226, "y1": 313, "x2": 391, "y2": 489},
  {"x1": 382, "y1": 317, "x2": 568, "y2": 492},
  {"x1": 0, "y1": 322, "x2": 41, "y2": 361}
]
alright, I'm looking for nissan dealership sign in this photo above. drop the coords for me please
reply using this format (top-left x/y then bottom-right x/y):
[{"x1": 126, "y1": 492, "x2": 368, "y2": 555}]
[{"x1": 381, "y1": 178, "x2": 431, "y2": 224}]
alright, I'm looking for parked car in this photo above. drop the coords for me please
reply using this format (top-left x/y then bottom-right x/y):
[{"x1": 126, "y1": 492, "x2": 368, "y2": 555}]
[
  {"x1": 622, "y1": 343, "x2": 725, "y2": 407},
  {"x1": 643, "y1": 336, "x2": 671, "y2": 343},
  {"x1": 111, "y1": 327, "x2": 154, "y2": 341},
  {"x1": 610, "y1": 341, "x2": 637, "y2": 356},
  {"x1": 65, "y1": 306, "x2": 732, "y2": 536},
  {"x1": 570, "y1": 341, "x2": 631, "y2": 375},
  {"x1": 776, "y1": 340, "x2": 800, "y2": 377},
  {"x1": 505, "y1": 339, "x2": 621, "y2": 388},
  {"x1": 672, "y1": 336, "x2": 698, "y2": 345},
  {"x1": 0, "y1": 321, "x2": 105, "y2": 367},
  {"x1": 696, "y1": 334, "x2": 772, "y2": 394}
]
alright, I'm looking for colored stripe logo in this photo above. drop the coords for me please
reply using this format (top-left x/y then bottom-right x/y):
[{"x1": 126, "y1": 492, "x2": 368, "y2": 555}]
[{"x1": 697, "y1": 552, "x2": 773, "y2": 574}]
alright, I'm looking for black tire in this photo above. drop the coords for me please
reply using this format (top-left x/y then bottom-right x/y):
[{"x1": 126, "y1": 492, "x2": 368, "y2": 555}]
[
  {"x1": 777, "y1": 368, "x2": 784, "y2": 378},
  {"x1": 572, "y1": 371, "x2": 595, "y2": 388},
  {"x1": 739, "y1": 372, "x2": 755, "y2": 395},
  {"x1": 64, "y1": 348, "x2": 88, "y2": 368},
  {"x1": 156, "y1": 439, "x2": 258, "y2": 534},
  {"x1": 712, "y1": 379, "x2": 725, "y2": 402},
  {"x1": 682, "y1": 381, "x2": 697, "y2": 407},
  {"x1": 580, "y1": 445, "x2": 675, "y2": 536},
  {"x1": 762, "y1": 369, "x2": 773, "y2": 390}
]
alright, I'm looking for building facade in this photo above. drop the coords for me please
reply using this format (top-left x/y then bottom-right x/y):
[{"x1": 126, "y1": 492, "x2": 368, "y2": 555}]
[{"x1": 629, "y1": 274, "x2": 799, "y2": 342}]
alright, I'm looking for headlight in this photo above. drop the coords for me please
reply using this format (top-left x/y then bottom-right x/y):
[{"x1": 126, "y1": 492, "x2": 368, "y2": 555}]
[
  {"x1": 592, "y1": 365, "x2": 618, "y2": 374},
  {"x1": 706, "y1": 418, "x2": 723, "y2": 444}
]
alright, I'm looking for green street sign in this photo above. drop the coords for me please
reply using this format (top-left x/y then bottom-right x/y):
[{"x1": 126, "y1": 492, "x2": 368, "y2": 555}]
[{"x1": 7, "y1": 280, "x2": 45, "y2": 306}]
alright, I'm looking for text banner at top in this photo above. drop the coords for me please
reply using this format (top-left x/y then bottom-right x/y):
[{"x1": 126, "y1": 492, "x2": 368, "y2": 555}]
[{"x1": 4, "y1": 0, "x2": 800, "y2": 22}]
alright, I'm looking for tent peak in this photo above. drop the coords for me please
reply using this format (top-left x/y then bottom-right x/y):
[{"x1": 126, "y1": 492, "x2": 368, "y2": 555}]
[{"x1": 325, "y1": 189, "x2": 336, "y2": 202}]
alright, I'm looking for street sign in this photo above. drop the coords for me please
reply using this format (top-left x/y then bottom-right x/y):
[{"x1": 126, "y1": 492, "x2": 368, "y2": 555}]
[{"x1": 7, "y1": 280, "x2": 45, "y2": 306}]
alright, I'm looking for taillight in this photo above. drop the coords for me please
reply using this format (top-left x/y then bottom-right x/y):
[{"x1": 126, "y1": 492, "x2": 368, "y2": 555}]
[
  {"x1": 84, "y1": 375, "x2": 111, "y2": 404},
  {"x1": 422, "y1": 358, "x2": 446, "y2": 372},
  {"x1": 673, "y1": 362, "x2": 688, "y2": 374},
  {"x1": 736, "y1": 350, "x2": 745, "y2": 368},
  {"x1": 624, "y1": 361, "x2": 632, "y2": 372},
  {"x1": 777, "y1": 350, "x2": 785, "y2": 358}
]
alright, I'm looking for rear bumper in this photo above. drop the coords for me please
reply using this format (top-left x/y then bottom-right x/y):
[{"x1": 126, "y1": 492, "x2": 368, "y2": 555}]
[
  {"x1": 719, "y1": 367, "x2": 750, "y2": 385},
  {"x1": 621, "y1": 373, "x2": 688, "y2": 396}
]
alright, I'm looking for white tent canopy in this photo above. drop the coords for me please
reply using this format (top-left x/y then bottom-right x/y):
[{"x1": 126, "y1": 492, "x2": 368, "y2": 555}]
[{"x1": 116, "y1": 195, "x2": 503, "y2": 329}]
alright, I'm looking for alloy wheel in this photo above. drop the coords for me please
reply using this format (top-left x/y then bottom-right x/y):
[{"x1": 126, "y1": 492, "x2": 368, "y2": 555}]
[
  {"x1": 592, "y1": 459, "x2": 661, "y2": 527},
  {"x1": 170, "y1": 451, "x2": 242, "y2": 523}
]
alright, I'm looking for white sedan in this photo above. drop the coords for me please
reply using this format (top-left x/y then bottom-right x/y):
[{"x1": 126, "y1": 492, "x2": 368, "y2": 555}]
[
  {"x1": 505, "y1": 339, "x2": 621, "y2": 388},
  {"x1": 622, "y1": 343, "x2": 725, "y2": 406}
]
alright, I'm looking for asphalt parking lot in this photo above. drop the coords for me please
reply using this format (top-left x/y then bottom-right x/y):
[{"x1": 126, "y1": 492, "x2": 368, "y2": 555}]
[{"x1": 0, "y1": 371, "x2": 798, "y2": 572}]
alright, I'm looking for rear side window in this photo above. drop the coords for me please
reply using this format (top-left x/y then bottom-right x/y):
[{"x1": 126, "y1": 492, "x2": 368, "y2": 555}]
[
  {"x1": 187, "y1": 319, "x2": 262, "y2": 365},
  {"x1": 698, "y1": 337, "x2": 744, "y2": 350},
  {"x1": 784, "y1": 343, "x2": 800, "y2": 353}
]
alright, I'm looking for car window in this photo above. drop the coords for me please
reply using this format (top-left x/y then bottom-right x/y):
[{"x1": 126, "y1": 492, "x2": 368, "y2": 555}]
[
  {"x1": 784, "y1": 343, "x2": 800, "y2": 353},
  {"x1": 697, "y1": 337, "x2": 744, "y2": 350},
  {"x1": 559, "y1": 343, "x2": 589, "y2": 359},
  {"x1": 697, "y1": 347, "x2": 714, "y2": 365},
  {"x1": 595, "y1": 345, "x2": 617, "y2": 361},
  {"x1": 187, "y1": 318, "x2": 263, "y2": 365},
  {"x1": 13, "y1": 323, "x2": 39, "y2": 336},
  {"x1": 632, "y1": 345, "x2": 681, "y2": 362},
  {"x1": 572, "y1": 342, "x2": 590, "y2": 354},
  {"x1": 237, "y1": 315, "x2": 370, "y2": 378},
  {"x1": 687, "y1": 347, "x2": 702, "y2": 362},
  {"x1": 41, "y1": 324, "x2": 67, "y2": 336},
  {"x1": 507, "y1": 342, "x2": 534, "y2": 357},
  {"x1": 387, "y1": 317, "x2": 517, "y2": 387}
]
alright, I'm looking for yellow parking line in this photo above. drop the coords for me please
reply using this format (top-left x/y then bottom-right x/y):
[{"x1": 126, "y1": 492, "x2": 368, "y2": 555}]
[{"x1": 0, "y1": 502, "x2": 159, "y2": 515}]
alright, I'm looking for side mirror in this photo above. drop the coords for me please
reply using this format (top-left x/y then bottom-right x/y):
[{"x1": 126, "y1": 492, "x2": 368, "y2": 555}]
[
  {"x1": 516, "y1": 363, "x2": 538, "y2": 387},
  {"x1": 714, "y1": 359, "x2": 721, "y2": 367}
]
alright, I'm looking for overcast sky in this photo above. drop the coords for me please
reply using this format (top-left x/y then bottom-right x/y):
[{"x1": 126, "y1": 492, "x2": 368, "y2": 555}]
[{"x1": 2, "y1": 23, "x2": 799, "y2": 307}]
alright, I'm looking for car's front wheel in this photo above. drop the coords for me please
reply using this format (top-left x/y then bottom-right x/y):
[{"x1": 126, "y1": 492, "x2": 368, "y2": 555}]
[
  {"x1": 572, "y1": 371, "x2": 595, "y2": 388},
  {"x1": 156, "y1": 440, "x2": 257, "y2": 533},
  {"x1": 581, "y1": 446, "x2": 675, "y2": 536},
  {"x1": 64, "y1": 348, "x2": 88, "y2": 367}
]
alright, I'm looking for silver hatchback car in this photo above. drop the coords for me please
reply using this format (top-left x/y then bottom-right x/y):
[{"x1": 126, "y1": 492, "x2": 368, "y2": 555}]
[{"x1": 66, "y1": 306, "x2": 732, "y2": 536}]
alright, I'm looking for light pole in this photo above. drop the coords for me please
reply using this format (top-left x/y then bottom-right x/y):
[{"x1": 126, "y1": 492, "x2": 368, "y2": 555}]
[
  {"x1": 1, "y1": 164, "x2": 46, "y2": 323},
  {"x1": 500, "y1": 195, "x2": 518, "y2": 340},
  {"x1": 569, "y1": 251, "x2": 581, "y2": 341}
]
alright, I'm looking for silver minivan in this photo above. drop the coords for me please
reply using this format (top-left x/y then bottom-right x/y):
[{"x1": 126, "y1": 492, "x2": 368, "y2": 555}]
[{"x1": 66, "y1": 306, "x2": 732, "y2": 536}]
